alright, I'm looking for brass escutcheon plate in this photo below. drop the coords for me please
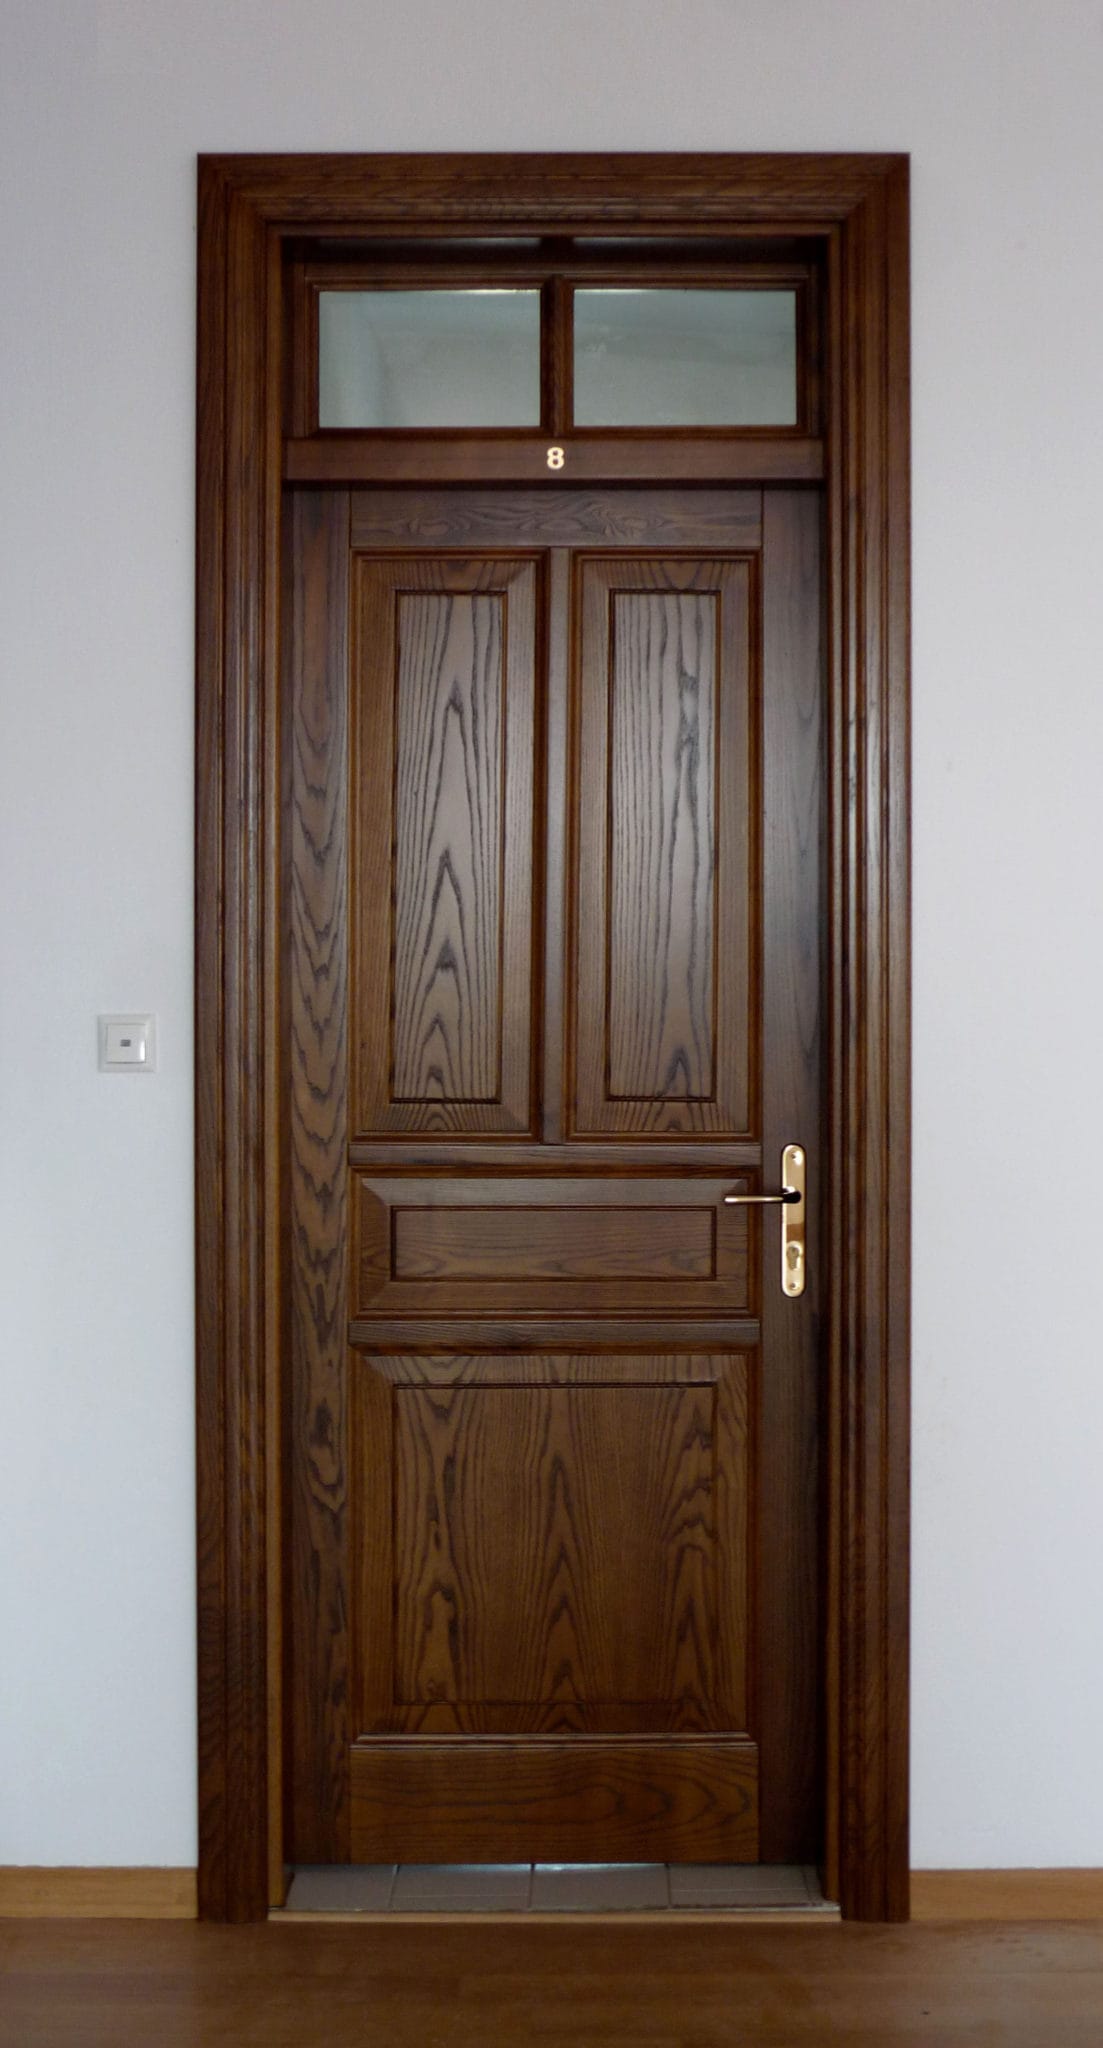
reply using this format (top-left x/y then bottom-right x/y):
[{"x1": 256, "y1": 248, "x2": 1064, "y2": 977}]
[{"x1": 781, "y1": 1142, "x2": 806, "y2": 1298}]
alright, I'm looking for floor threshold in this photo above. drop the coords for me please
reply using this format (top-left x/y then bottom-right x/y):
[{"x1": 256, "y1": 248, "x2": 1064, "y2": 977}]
[{"x1": 280, "y1": 1862, "x2": 838, "y2": 1918}]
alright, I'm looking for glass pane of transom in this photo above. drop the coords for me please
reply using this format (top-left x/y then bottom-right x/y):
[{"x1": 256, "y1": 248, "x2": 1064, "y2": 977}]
[
  {"x1": 573, "y1": 288, "x2": 797, "y2": 427},
  {"x1": 318, "y1": 290, "x2": 541, "y2": 428}
]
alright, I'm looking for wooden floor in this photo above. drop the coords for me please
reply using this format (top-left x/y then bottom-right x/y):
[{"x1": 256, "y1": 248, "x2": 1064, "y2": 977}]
[{"x1": 3, "y1": 1919, "x2": 1103, "y2": 2046}]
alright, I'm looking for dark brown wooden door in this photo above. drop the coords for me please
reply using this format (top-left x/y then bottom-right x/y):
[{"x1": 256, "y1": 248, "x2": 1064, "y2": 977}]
[{"x1": 284, "y1": 485, "x2": 824, "y2": 1866}]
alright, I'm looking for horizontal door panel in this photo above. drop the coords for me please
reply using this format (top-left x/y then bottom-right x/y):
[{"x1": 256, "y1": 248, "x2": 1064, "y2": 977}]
[
  {"x1": 350, "y1": 486, "x2": 763, "y2": 550},
  {"x1": 354, "y1": 1176, "x2": 750, "y2": 1317},
  {"x1": 393, "y1": 1205, "x2": 713, "y2": 1280},
  {"x1": 350, "y1": 1737, "x2": 758, "y2": 1864}
]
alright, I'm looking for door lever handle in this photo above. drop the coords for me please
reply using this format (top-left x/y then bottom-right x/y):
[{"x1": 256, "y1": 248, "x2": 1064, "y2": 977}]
[{"x1": 722, "y1": 1144, "x2": 806, "y2": 1298}]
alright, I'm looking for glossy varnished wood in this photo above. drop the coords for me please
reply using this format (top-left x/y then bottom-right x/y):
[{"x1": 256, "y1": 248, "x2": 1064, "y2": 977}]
[
  {"x1": 289, "y1": 491, "x2": 816, "y2": 1872},
  {"x1": 350, "y1": 486, "x2": 763, "y2": 551},
  {"x1": 353, "y1": 1352, "x2": 750, "y2": 1752},
  {"x1": 571, "y1": 554, "x2": 754, "y2": 1138},
  {"x1": 352, "y1": 554, "x2": 538, "y2": 1135},
  {"x1": 390, "y1": 1368, "x2": 718, "y2": 1708},
  {"x1": 825, "y1": 158, "x2": 911, "y2": 1920},
  {"x1": 352, "y1": 1176, "x2": 750, "y2": 1318},
  {"x1": 284, "y1": 493, "x2": 351, "y2": 1863},
  {"x1": 349, "y1": 1738, "x2": 758, "y2": 1864},
  {"x1": 912, "y1": 1870, "x2": 1103, "y2": 1922},
  {"x1": 755, "y1": 491, "x2": 825, "y2": 1861},
  {"x1": 4, "y1": 1922, "x2": 1103, "y2": 2048},
  {"x1": 348, "y1": 1136, "x2": 763, "y2": 1173},
  {"x1": 286, "y1": 433, "x2": 823, "y2": 486},
  {"x1": 348, "y1": 1315, "x2": 761, "y2": 1351},
  {"x1": 0, "y1": 1868, "x2": 197, "y2": 1919},
  {"x1": 196, "y1": 152, "x2": 910, "y2": 1921}
]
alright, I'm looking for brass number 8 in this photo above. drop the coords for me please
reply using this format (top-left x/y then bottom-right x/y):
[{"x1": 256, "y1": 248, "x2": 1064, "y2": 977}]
[{"x1": 546, "y1": 445, "x2": 565, "y2": 470}]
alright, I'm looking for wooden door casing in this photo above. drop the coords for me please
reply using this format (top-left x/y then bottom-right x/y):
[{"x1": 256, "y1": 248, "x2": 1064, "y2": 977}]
[
  {"x1": 284, "y1": 485, "x2": 824, "y2": 1868},
  {"x1": 196, "y1": 154, "x2": 911, "y2": 1926}
]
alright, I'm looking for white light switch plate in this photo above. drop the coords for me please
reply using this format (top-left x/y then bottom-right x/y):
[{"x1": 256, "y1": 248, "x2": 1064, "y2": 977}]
[{"x1": 98, "y1": 1013, "x2": 157, "y2": 1072}]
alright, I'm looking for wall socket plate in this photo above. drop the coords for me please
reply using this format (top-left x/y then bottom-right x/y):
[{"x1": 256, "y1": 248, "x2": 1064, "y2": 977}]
[{"x1": 98, "y1": 1014, "x2": 157, "y2": 1072}]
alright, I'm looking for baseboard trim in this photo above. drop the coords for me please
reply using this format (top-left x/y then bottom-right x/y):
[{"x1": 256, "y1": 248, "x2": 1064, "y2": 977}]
[
  {"x1": 911, "y1": 1870, "x2": 1103, "y2": 1921},
  {"x1": 4, "y1": 1865, "x2": 1099, "y2": 1924},
  {"x1": 0, "y1": 1867, "x2": 197, "y2": 1919}
]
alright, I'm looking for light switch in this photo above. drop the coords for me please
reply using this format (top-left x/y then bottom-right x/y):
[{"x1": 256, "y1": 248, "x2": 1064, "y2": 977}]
[{"x1": 98, "y1": 1014, "x2": 157, "y2": 1072}]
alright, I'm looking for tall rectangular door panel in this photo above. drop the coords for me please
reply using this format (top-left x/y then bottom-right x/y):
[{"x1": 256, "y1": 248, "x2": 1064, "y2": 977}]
[
  {"x1": 570, "y1": 555, "x2": 756, "y2": 1140},
  {"x1": 352, "y1": 553, "x2": 539, "y2": 1138}
]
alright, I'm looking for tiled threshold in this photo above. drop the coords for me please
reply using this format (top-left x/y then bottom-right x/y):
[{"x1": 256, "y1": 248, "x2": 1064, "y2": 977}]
[{"x1": 279, "y1": 1862, "x2": 837, "y2": 1920}]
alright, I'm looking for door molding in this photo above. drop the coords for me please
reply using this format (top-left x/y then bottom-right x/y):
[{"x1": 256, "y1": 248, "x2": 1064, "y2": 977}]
[{"x1": 195, "y1": 152, "x2": 910, "y2": 1922}]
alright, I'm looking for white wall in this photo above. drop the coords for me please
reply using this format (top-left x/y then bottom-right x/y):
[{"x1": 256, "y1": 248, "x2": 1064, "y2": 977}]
[{"x1": 2, "y1": 0, "x2": 1101, "y2": 1870}]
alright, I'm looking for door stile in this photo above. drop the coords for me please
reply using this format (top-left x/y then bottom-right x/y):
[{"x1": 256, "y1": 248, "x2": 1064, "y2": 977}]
[
  {"x1": 283, "y1": 490, "x2": 353, "y2": 1865},
  {"x1": 540, "y1": 548, "x2": 571, "y2": 1147},
  {"x1": 756, "y1": 489, "x2": 826, "y2": 1859}
]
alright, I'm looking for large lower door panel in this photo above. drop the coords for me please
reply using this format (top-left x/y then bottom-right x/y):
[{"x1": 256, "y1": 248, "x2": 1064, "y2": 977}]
[{"x1": 351, "y1": 1350, "x2": 756, "y2": 1863}]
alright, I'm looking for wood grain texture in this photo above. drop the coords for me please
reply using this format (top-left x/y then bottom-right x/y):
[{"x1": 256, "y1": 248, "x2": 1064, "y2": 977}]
[
  {"x1": 755, "y1": 491, "x2": 825, "y2": 1864},
  {"x1": 195, "y1": 161, "x2": 276, "y2": 1925},
  {"x1": 572, "y1": 557, "x2": 754, "y2": 1137},
  {"x1": 911, "y1": 1871, "x2": 1103, "y2": 1923},
  {"x1": 353, "y1": 555, "x2": 537, "y2": 1134},
  {"x1": 286, "y1": 434, "x2": 823, "y2": 486},
  {"x1": 7, "y1": 1921, "x2": 1103, "y2": 2048},
  {"x1": 349, "y1": 1136, "x2": 763, "y2": 1172},
  {"x1": 349, "y1": 1740, "x2": 758, "y2": 1864},
  {"x1": 608, "y1": 587, "x2": 717, "y2": 1100},
  {"x1": 0, "y1": 1869, "x2": 197, "y2": 1920},
  {"x1": 393, "y1": 1383, "x2": 716, "y2": 1708},
  {"x1": 391, "y1": 1204, "x2": 714, "y2": 1280},
  {"x1": 353, "y1": 1177, "x2": 748, "y2": 1319},
  {"x1": 826, "y1": 159, "x2": 912, "y2": 1921},
  {"x1": 354, "y1": 1354, "x2": 749, "y2": 1742},
  {"x1": 284, "y1": 492, "x2": 351, "y2": 1864},
  {"x1": 349, "y1": 1317, "x2": 761, "y2": 1353},
  {"x1": 200, "y1": 151, "x2": 911, "y2": 227},
  {"x1": 392, "y1": 589, "x2": 503, "y2": 1102},
  {"x1": 351, "y1": 487, "x2": 763, "y2": 550},
  {"x1": 196, "y1": 152, "x2": 910, "y2": 1923}
]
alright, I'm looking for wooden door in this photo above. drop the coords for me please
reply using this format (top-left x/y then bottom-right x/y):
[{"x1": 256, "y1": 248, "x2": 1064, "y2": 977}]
[{"x1": 284, "y1": 484, "x2": 824, "y2": 1866}]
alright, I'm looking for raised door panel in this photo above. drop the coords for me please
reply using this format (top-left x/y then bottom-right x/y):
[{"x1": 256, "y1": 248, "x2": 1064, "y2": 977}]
[
  {"x1": 350, "y1": 1350, "x2": 757, "y2": 1861},
  {"x1": 570, "y1": 556, "x2": 757, "y2": 1138},
  {"x1": 352, "y1": 1176, "x2": 750, "y2": 1319},
  {"x1": 352, "y1": 555, "x2": 539, "y2": 1136},
  {"x1": 353, "y1": 1352, "x2": 751, "y2": 1734}
]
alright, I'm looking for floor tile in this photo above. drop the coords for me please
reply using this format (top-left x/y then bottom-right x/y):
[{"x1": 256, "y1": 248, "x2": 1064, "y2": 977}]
[
  {"x1": 286, "y1": 1865, "x2": 396, "y2": 1911},
  {"x1": 669, "y1": 1863, "x2": 816, "y2": 1909},
  {"x1": 391, "y1": 1863, "x2": 532, "y2": 1910},
  {"x1": 530, "y1": 1863, "x2": 669, "y2": 1911}
]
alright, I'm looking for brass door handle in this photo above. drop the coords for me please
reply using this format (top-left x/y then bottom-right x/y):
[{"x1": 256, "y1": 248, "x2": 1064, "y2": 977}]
[{"x1": 722, "y1": 1144, "x2": 806, "y2": 1298}]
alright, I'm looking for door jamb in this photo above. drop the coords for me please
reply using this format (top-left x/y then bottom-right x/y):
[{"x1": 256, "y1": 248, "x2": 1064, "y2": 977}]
[{"x1": 195, "y1": 151, "x2": 910, "y2": 1923}]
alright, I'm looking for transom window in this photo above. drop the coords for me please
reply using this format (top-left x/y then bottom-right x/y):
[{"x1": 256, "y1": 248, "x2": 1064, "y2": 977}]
[{"x1": 299, "y1": 239, "x2": 817, "y2": 437}]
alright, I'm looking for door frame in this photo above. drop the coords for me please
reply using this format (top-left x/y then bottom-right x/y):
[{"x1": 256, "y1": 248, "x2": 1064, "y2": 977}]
[{"x1": 195, "y1": 152, "x2": 910, "y2": 1922}]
